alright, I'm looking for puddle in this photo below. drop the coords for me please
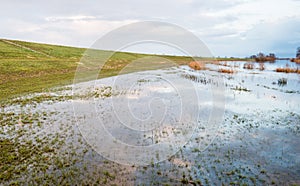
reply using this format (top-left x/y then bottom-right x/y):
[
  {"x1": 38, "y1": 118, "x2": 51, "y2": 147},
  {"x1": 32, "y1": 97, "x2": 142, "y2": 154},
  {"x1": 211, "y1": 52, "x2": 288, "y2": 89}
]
[{"x1": 1, "y1": 60, "x2": 300, "y2": 185}]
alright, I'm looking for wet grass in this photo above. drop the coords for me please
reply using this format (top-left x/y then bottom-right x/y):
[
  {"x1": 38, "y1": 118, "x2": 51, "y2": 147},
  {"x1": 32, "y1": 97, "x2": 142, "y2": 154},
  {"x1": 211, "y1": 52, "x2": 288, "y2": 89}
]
[
  {"x1": 0, "y1": 96, "x2": 134, "y2": 185},
  {"x1": 278, "y1": 78, "x2": 287, "y2": 86},
  {"x1": 1, "y1": 40, "x2": 299, "y2": 185},
  {"x1": 231, "y1": 86, "x2": 251, "y2": 92},
  {"x1": 1, "y1": 70, "x2": 300, "y2": 185}
]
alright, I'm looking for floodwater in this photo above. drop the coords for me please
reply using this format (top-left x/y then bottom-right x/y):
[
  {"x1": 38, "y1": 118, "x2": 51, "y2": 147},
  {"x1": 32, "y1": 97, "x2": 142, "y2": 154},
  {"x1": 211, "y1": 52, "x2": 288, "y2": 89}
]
[{"x1": 1, "y1": 60, "x2": 300, "y2": 185}]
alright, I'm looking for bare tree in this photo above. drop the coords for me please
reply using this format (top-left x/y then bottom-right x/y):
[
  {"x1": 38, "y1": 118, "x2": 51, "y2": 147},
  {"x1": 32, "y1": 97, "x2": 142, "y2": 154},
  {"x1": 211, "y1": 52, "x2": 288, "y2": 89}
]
[{"x1": 296, "y1": 47, "x2": 300, "y2": 58}]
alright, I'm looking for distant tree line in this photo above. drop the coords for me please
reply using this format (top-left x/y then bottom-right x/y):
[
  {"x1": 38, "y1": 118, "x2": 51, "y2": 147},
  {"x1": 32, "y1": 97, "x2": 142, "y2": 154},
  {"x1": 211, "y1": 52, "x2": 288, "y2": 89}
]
[
  {"x1": 296, "y1": 47, "x2": 300, "y2": 58},
  {"x1": 290, "y1": 47, "x2": 300, "y2": 63},
  {"x1": 250, "y1": 52, "x2": 276, "y2": 62}
]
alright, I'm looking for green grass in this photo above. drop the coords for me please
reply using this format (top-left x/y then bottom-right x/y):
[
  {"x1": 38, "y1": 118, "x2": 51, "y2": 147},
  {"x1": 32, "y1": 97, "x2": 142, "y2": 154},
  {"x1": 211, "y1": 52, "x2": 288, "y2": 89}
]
[
  {"x1": 0, "y1": 38, "x2": 253, "y2": 101},
  {"x1": 0, "y1": 39, "x2": 195, "y2": 101}
]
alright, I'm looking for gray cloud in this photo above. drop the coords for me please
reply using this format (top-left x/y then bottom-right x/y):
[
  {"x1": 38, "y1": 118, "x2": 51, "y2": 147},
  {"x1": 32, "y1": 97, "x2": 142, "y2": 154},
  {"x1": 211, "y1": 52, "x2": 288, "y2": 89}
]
[
  {"x1": 1, "y1": 0, "x2": 299, "y2": 57},
  {"x1": 206, "y1": 16, "x2": 300, "y2": 57}
]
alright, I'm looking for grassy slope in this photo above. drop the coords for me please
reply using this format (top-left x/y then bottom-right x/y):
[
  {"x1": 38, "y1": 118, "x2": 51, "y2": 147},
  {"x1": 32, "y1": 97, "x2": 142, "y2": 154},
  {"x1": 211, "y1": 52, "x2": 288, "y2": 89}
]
[
  {"x1": 0, "y1": 39, "x2": 194, "y2": 101},
  {"x1": 0, "y1": 39, "x2": 83, "y2": 101}
]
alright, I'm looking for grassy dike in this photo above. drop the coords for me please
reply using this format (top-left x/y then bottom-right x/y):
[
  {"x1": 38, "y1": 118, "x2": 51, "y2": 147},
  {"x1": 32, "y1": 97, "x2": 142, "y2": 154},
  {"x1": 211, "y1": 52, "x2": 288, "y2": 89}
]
[
  {"x1": 0, "y1": 39, "x2": 198, "y2": 102},
  {"x1": 0, "y1": 39, "x2": 252, "y2": 102}
]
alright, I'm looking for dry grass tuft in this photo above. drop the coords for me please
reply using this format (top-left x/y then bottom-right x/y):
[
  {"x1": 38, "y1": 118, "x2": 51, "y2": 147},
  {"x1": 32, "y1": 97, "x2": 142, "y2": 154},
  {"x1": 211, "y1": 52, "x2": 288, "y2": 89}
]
[
  {"x1": 188, "y1": 61, "x2": 206, "y2": 70},
  {"x1": 218, "y1": 61, "x2": 229, "y2": 67},
  {"x1": 218, "y1": 68, "x2": 234, "y2": 74},
  {"x1": 290, "y1": 58, "x2": 300, "y2": 64},
  {"x1": 243, "y1": 63, "x2": 254, "y2": 69},
  {"x1": 258, "y1": 63, "x2": 265, "y2": 71},
  {"x1": 275, "y1": 67, "x2": 300, "y2": 74}
]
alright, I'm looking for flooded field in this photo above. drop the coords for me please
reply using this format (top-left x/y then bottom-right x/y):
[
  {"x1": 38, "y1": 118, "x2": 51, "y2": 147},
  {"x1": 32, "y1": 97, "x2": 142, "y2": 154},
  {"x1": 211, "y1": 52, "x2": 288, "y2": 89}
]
[{"x1": 1, "y1": 60, "x2": 300, "y2": 185}]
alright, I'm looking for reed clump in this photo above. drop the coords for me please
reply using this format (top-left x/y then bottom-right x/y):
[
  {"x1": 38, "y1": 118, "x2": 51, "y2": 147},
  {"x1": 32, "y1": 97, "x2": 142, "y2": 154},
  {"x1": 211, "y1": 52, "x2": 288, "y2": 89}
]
[
  {"x1": 258, "y1": 63, "x2": 265, "y2": 71},
  {"x1": 290, "y1": 58, "x2": 300, "y2": 64},
  {"x1": 243, "y1": 63, "x2": 254, "y2": 69},
  {"x1": 275, "y1": 68, "x2": 300, "y2": 74},
  {"x1": 188, "y1": 61, "x2": 206, "y2": 70},
  {"x1": 218, "y1": 68, "x2": 234, "y2": 74}
]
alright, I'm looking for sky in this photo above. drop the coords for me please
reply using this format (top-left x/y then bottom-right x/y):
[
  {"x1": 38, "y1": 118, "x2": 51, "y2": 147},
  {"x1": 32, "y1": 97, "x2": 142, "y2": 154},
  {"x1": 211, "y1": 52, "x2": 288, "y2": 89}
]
[{"x1": 1, "y1": 0, "x2": 300, "y2": 57}]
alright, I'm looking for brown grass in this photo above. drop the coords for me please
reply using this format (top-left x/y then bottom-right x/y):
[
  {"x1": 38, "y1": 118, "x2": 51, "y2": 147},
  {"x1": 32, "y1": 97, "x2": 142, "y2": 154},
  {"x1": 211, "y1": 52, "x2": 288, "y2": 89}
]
[
  {"x1": 258, "y1": 63, "x2": 265, "y2": 71},
  {"x1": 217, "y1": 61, "x2": 240, "y2": 68},
  {"x1": 218, "y1": 68, "x2": 234, "y2": 74},
  {"x1": 188, "y1": 61, "x2": 206, "y2": 70},
  {"x1": 243, "y1": 63, "x2": 254, "y2": 69},
  {"x1": 218, "y1": 61, "x2": 229, "y2": 67},
  {"x1": 276, "y1": 67, "x2": 300, "y2": 74},
  {"x1": 290, "y1": 58, "x2": 300, "y2": 64}
]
